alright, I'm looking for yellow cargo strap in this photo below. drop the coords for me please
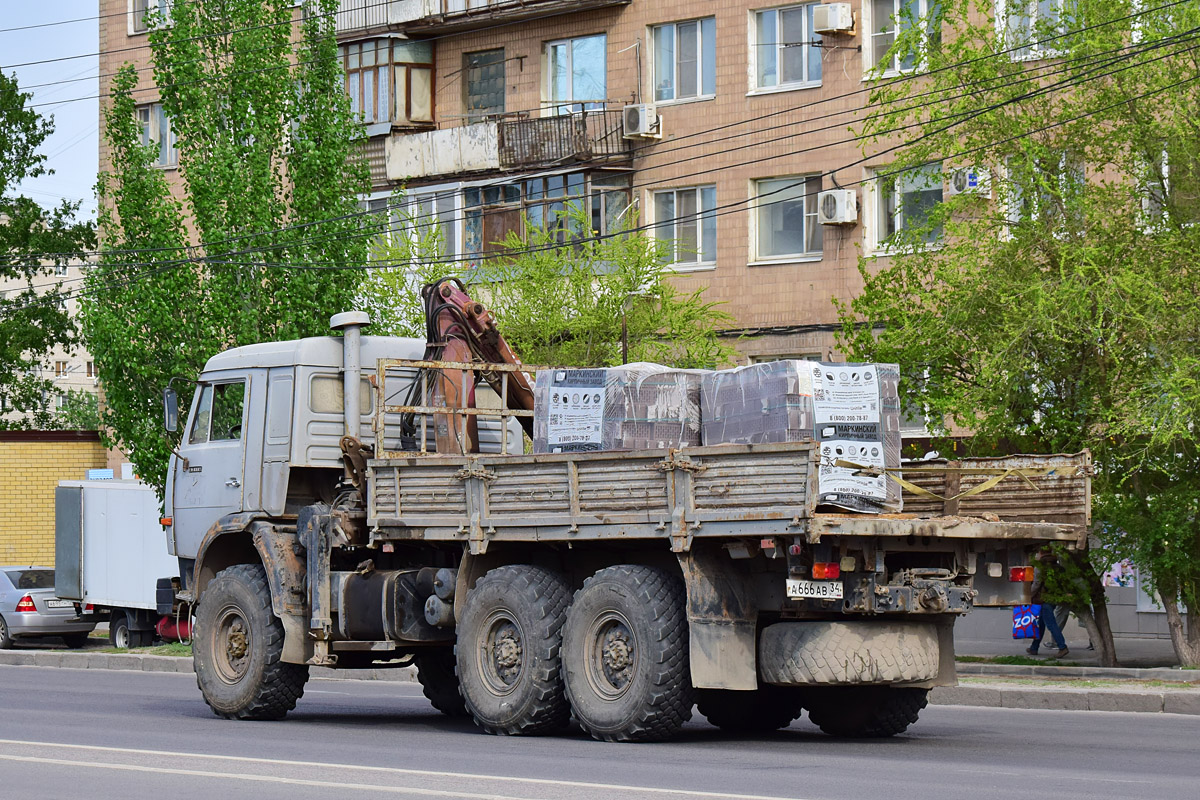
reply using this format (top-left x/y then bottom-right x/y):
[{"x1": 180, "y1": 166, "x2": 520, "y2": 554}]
[{"x1": 831, "y1": 460, "x2": 1069, "y2": 503}]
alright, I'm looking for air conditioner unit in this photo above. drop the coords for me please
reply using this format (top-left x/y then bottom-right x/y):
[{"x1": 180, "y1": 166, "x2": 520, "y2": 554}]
[
  {"x1": 813, "y1": 3, "x2": 854, "y2": 34},
  {"x1": 622, "y1": 104, "x2": 661, "y2": 139},
  {"x1": 817, "y1": 189, "x2": 858, "y2": 225},
  {"x1": 946, "y1": 167, "x2": 991, "y2": 197}
]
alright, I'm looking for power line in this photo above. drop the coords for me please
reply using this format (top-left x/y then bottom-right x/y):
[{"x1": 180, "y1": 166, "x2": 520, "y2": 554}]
[
  {"x1": 24, "y1": 17, "x2": 1198, "y2": 266},
  {"x1": 24, "y1": 59, "x2": 1195, "y2": 319}
]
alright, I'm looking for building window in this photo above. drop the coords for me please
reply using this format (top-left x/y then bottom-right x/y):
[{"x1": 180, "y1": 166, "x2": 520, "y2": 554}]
[
  {"x1": 867, "y1": 0, "x2": 941, "y2": 74},
  {"x1": 86, "y1": 361, "x2": 96, "y2": 378},
  {"x1": 54, "y1": 361, "x2": 69, "y2": 378},
  {"x1": 396, "y1": 192, "x2": 460, "y2": 259},
  {"x1": 463, "y1": 172, "x2": 632, "y2": 266},
  {"x1": 653, "y1": 186, "x2": 717, "y2": 267},
  {"x1": 1007, "y1": 155, "x2": 1084, "y2": 226},
  {"x1": 754, "y1": 4, "x2": 822, "y2": 90},
  {"x1": 342, "y1": 40, "x2": 434, "y2": 126},
  {"x1": 131, "y1": 0, "x2": 172, "y2": 34},
  {"x1": 652, "y1": 18, "x2": 716, "y2": 102},
  {"x1": 1147, "y1": 145, "x2": 1200, "y2": 223},
  {"x1": 136, "y1": 103, "x2": 178, "y2": 167},
  {"x1": 54, "y1": 264, "x2": 69, "y2": 276},
  {"x1": 875, "y1": 164, "x2": 944, "y2": 247},
  {"x1": 754, "y1": 176, "x2": 823, "y2": 261},
  {"x1": 546, "y1": 34, "x2": 607, "y2": 114},
  {"x1": 1000, "y1": 0, "x2": 1069, "y2": 58},
  {"x1": 465, "y1": 49, "x2": 506, "y2": 122}
]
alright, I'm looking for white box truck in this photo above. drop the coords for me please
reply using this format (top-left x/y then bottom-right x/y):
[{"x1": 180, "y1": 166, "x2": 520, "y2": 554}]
[{"x1": 55, "y1": 480, "x2": 184, "y2": 648}]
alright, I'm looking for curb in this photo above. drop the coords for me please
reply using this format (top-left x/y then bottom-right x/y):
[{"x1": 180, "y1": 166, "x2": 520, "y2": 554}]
[
  {"x1": 957, "y1": 662, "x2": 1200, "y2": 683},
  {"x1": 0, "y1": 648, "x2": 421, "y2": 682},
  {"x1": 931, "y1": 682, "x2": 1200, "y2": 715}
]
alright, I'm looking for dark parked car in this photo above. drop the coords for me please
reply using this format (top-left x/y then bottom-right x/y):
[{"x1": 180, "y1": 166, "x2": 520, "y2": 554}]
[{"x1": 0, "y1": 566, "x2": 97, "y2": 649}]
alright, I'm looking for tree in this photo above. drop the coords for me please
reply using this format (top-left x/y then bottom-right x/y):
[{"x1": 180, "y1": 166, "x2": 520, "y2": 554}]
[
  {"x1": 84, "y1": 0, "x2": 369, "y2": 493},
  {"x1": 0, "y1": 71, "x2": 95, "y2": 426},
  {"x1": 837, "y1": 0, "x2": 1200, "y2": 664},
  {"x1": 364, "y1": 204, "x2": 737, "y2": 369}
]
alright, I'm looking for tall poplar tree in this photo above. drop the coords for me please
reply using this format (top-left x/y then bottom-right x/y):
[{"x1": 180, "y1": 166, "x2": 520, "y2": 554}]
[{"x1": 85, "y1": 0, "x2": 370, "y2": 489}]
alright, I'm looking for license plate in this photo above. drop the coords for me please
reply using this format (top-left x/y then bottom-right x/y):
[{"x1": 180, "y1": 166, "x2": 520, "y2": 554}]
[
  {"x1": 786, "y1": 579, "x2": 844, "y2": 600},
  {"x1": 45, "y1": 599, "x2": 73, "y2": 609}
]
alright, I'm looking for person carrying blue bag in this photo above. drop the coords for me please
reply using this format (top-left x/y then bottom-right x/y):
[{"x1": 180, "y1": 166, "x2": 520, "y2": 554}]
[{"x1": 1026, "y1": 551, "x2": 1069, "y2": 658}]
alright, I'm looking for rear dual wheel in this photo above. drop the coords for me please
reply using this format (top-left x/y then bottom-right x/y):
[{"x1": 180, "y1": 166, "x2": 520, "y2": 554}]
[
  {"x1": 803, "y1": 686, "x2": 929, "y2": 737},
  {"x1": 455, "y1": 564, "x2": 694, "y2": 743}
]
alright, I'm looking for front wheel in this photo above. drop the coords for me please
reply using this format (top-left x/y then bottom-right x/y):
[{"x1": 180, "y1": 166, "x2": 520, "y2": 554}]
[
  {"x1": 0, "y1": 614, "x2": 12, "y2": 649},
  {"x1": 804, "y1": 686, "x2": 929, "y2": 738},
  {"x1": 193, "y1": 564, "x2": 309, "y2": 720},
  {"x1": 561, "y1": 565, "x2": 694, "y2": 743}
]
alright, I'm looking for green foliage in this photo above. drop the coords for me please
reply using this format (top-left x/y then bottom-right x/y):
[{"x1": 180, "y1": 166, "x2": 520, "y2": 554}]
[
  {"x1": 369, "y1": 202, "x2": 735, "y2": 368},
  {"x1": 54, "y1": 389, "x2": 102, "y2": 431},
  {"x1": 838, "y1": 0, "x2": 1200, "y2": 661},
  {"x1": 85, "y1": 0, "x2": 369, "y2": 493},
  {"x1": 0, "y1": 72, "x2": 95, "y2": 425}
]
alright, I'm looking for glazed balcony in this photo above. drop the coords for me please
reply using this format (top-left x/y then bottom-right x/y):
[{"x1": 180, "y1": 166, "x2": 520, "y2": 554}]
[{"x1": 337, "y1": 0, "x2": 630, "y2": 37}]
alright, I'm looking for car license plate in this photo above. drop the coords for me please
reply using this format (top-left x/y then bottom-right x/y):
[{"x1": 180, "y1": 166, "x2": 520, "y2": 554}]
[
  {"x1": 786, "y1": 579, "x2": 844, "y2": 600},
  {"x1": 45, "y1": 599, "x2": 73, "y2": 609}
]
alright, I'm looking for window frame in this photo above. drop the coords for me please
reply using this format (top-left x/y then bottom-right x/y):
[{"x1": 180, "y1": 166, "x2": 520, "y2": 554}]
[
  {"x1": 750, "y1": 3, "x2": 823, "y2": 94},
  {"x1": 188, "y1": 380, "x2": 247, "y2": 446},
  {"x1": 867, "y1": 163, "x2": 945, "y2": 253},
  {"x1": 544, "y1": 33, "x2": 608, "y2": 115},
  {"x1": 750, "y1": 175, "x2": 824, "y2": 264},
  {"x1": 864, "y1": 0, "x2": 941, "y2": 77},
  {"x1": 651, "y1": 185, "x2": 718, "y2": 271},
  {"x1": 130, "y1": 0, "x2": 172, "y2": 36},
  {"x1": 996, "y1": 0, "x2": 1069, "y2": 60},
  {"x1": 651, "y1": 17, "x2": 717, "y2": 104},
  {"x1": 341, "y1": 39, "x2": 435, "y2": 128},
  {"x1": 136, "y1": 102, "x2": 178, "y2": 168},
  {"x1": 464, "y1": 48, "x2": 506, "y2": 123}
]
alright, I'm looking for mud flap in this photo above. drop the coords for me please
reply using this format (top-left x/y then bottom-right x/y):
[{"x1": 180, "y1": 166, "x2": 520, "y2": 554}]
[{"x1": 676, "y1": 543, "x2": 758, "y2": 690}]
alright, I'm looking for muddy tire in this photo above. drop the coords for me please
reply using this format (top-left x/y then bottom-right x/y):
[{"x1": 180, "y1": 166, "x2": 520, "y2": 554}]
[
  {"x1": 758, "y1": 621, "x2": 939, "y2": 686},
  {"x1": 561, "y1": 565, "x2": 693, "y2": 743},
  {"x1": 193, "y1": 564, "x2": 309, "y2": 720},
  {"x1": 696, "y1": 687, "x2": 804, "y2": 734},
  {"x1": 804, "y1": 686, "x2": 929, "y2": 738},
  {"x1": 455, "y1": 565, "x2": 572, "y2": 735},
  {"x1": 415, "y1": 649, "x2": 468, "y2": 717}
]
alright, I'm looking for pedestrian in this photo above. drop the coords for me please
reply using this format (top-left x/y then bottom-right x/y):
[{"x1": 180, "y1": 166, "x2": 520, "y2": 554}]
[{"x1": 1025, "y1": 560, "x2": 1069, "y2": 658}]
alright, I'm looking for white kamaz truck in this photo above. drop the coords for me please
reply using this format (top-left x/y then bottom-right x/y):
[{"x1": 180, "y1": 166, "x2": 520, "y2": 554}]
[{"x1": 163, "y1": 287, "x2": 1089, "y2": 742}]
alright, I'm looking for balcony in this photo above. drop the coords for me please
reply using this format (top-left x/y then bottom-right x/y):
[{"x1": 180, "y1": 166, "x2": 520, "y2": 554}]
[
  {"x1": 337, "y1": 0, "x2": 630, "y2": 37},
  {"x1": 387, "y1": 110, "x2": 630, "y2": 182}
]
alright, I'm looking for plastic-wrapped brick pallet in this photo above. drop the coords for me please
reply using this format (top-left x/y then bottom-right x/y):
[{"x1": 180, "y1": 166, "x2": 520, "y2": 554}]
[
  {"x1": 700, "y1": 361, "x2": 902, "y2": 513},
  {"x1": 533, "y1": 363, "x2": 703, "y2": 453}
]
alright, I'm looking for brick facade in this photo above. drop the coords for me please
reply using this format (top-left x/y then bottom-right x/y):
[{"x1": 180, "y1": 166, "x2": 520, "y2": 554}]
[
  {"x1": 97, "y1": 1, "x2": 925, "y2": 363},
  {"x1": 0, "y1": 432, "x2": 109, "y2": 567}
]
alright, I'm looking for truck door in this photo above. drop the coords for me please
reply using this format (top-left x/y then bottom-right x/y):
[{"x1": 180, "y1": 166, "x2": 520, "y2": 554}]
[{"x1": 171, "y1": 378, "x2": 249, "y2": 557}]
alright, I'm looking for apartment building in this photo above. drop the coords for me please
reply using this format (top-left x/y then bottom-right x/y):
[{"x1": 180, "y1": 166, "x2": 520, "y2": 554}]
[
  {"x1": 0, "y1": 264, "x2": 100, "y2": 424},
  {"x1": 101, "y1": 1, "x2": 1052, "y2": 364}
]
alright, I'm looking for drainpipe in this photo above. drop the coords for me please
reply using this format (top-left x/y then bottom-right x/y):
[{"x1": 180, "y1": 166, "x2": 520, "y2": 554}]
[{"x1": 330, "y1": 311, "x2": 370, "y2": 441}]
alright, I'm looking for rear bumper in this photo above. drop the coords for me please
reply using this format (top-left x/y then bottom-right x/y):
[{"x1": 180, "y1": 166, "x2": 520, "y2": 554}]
[{"x1": 6, "y1": 614, "x2": 97, "y2": 638}]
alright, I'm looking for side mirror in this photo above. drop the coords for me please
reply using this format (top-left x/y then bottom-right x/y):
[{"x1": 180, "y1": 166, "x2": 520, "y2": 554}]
[{"x1": 163, "y1": 387, "x2": 178, "y2": 433}]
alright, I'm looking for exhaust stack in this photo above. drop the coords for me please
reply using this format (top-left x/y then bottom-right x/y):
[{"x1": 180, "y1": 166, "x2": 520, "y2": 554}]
[{"x1": 330, "y1": 311, "x2": 370, "y2": 440}]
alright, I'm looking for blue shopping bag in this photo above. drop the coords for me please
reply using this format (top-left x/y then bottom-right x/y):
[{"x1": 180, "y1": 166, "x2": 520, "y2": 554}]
[{"x1": 1012, "y1": 604, "x2": 1042, "y2": 639}]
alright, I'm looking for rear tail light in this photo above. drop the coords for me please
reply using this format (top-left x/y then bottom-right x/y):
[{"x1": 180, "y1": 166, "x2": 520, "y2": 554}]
[
  {"x1": 15, "y1": 595, "x2": 37, "y2": 612},
  {"x1": 84, "y1": 603, "x2": 94, "y2": 612},
  {"x1": 812, "y1": 562, "x2": 841, "y2": 580},
  {"x1": 1010, "y1": 566, "x2": 1035, "y2": 582}
]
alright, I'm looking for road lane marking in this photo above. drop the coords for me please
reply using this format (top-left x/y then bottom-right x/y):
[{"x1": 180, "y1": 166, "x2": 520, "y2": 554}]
[
  {"x1": 0, "y1": 754, "x2": 527, "y2": 799},
  {"x1": 0, "y1": 739, "x2": 809, "y2": 800}
]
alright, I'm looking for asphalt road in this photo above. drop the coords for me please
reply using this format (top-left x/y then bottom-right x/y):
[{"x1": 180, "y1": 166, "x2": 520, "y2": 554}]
[{"x1": 2, "y1": 665, "x2": 1197, "y2": 800}]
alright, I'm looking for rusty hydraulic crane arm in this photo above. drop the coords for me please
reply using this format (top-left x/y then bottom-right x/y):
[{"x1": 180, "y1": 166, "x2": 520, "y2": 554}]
[{"x1": 420, "y1": 277, "x2": 536, "y2": 454}]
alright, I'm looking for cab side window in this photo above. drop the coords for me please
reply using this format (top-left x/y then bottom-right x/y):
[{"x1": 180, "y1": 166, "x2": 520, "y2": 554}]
[{"x1": 188, "y1": 381, "x2": 246, "y2": 444}]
